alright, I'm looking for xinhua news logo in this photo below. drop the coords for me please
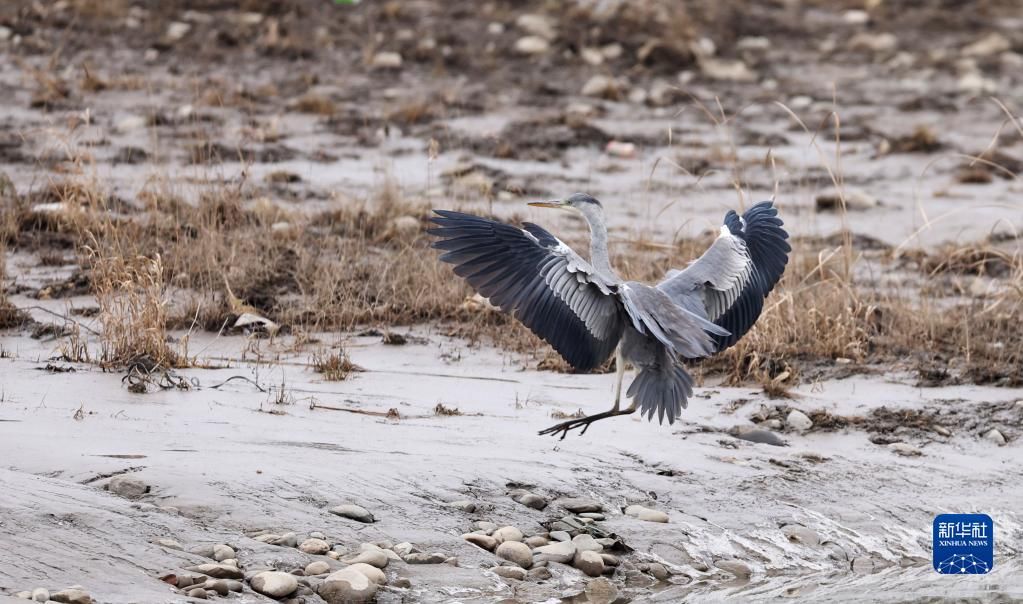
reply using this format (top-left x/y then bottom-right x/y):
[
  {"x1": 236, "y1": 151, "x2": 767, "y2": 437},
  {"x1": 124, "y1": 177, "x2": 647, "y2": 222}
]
[{"x1": 933, "y1": 514, "x2": 994, "y2": 574}]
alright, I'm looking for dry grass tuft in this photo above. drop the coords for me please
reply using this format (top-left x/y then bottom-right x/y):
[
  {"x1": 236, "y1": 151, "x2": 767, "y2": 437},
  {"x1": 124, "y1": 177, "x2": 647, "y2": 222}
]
[{"x1": 311, "y1": 347, "x2": 360, "y2": 381}]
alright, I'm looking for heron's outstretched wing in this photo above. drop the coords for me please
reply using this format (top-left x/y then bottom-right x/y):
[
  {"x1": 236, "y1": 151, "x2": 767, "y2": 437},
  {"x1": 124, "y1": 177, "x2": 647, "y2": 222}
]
[
  {"x1": 429, "y1": 210, "x2": 624, "y2": 371},
  {"x1": 657, "y1": 201, "x2": 790, "y2": 352}
]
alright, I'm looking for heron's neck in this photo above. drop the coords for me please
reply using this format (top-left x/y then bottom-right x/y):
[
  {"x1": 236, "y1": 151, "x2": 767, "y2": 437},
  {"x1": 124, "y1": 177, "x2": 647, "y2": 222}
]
[{"x1": 578, "y1": 205, "x2": 619, "y2": 282}]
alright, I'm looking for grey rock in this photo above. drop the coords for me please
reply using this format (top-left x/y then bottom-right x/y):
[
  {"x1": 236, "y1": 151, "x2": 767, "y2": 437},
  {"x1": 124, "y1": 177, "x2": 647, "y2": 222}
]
[
  {"x1": 715, "y1": 558, "x2": 752, "y2": 578},
  {"x1": 370, "y1": 51, "x2": 403, "y2": 69},
  {"x1": 574, "y1": 550, "x2": 605, "y2": 577},
  {"x1": 492, "y1": 565, "x2": 527, "y2": 580},
  {"x1": 984, "y1": 428, "x2": 1006, "y2": 446},
  {"x1": 305, "y1": 561, "x2": 331, "y2": 575},
  {"x1": 185, "y1": 563, "x2": 244, "y2": 580},
  {"x1": 549, "y1": 530, "x2": 571, "y2": 542},
  {"x1": 851, "y1": 556, "x2": 875, "y2": 573},
  {"x1": 329, "y1": 504, "x2": 374, "y2": 523},
  {"x1": 782, "y1": 524, "x2": 820, "y2": 546},
  {"x1": 492, "y1": 526, "x2": 523, "y2": 543},
  {"x1": 392, "y1": 577, "x2": 412, "y2": 589},
  {"x1": 600, "y1": 553, "x2": 620, "y2": 567},
  {"x1": 31, "y1": 588, "x2": 49, "y2": 602},
  {"x1": 579, "y1": 512, "x2": 605, "y2": 520},
  {"x1": 572, "y1": 534, "x2": 602, "y2": 553},
  {"x1": 558, "y1": 497, "x2": 602, "y2": 513},
  {"x1": 514, "y1": 36, "x2": 549, "y2": 55},
  {"x1": 404, "y1": 552, "x2": 447, "y2": 564},
  {"x1": 320, "y1": 568, "x2": 377, "y2": 603},
  {"x1": 889, "y1": 442, "x2": 922, "y2": 457},
  {"x1": 624, "y1": 504, "x2": 669, "y2": 523},
  {"x1": 299, "y1": 538, "x2": 330, "y2": 555},
  {"x1": 203, "y1": 579, "x2": 230, "y2": 596},
  {"x1": 251, "y1": 571, "x2": 299, "y2": 598},
  {"x1": 213, "y1": 544, "x2": 235, "y2": 561},
  {"x1": 786, "y1": 409, "x2": 813, "y2": 432},
  {"x1": 309, "y1": 531, "x2": 326, "y2": 540},
  {"x1": 447, "y1": 500, "x2": 476, "y2": 512},
  {"x1": 585, "y1": 577, "x2": 619, "y2": 604},
  {"x1": 473, "y1": 521, "x2": 498, "y2": 534},
  {"x1": 269, "y1": 532, "x2": 297, "y2": 547},
  {"x1": 186, "y1": 587, "x2": 207, "y2": 599},
  {"x1": 524, "y1": 535, "x2": 548, "y2": 548},
  {"x1": 534, "y1": 540, "x2": 575, "y2": 563},
  {"x1": 106, "y1": 476, "x2": 150, "y2": 499},
  {"x1": 343, "y1": 549, "x2": 388, "y2": 568},
  {"x1": 392, "y1": 542, "x2": 418, "y2": 557},
  {"x1": 527, "y1": 566, "x2": 553, "y2": 581},
  {"x1": 347, "y1": 562, "x2": 387, "y2": 585},
  {"x1": 496, "y1": 541, "x2": 533, "y2": 569},
  {"x1": 50, "y1": 589, "x2": 93, "y2": 604},
  {"x1": 510, "y1": 489, "x2": 547, "y2": 510},
  {"x1": 154, "y1": 537, "x2": 183, "y2": 550},
  {"x1": 646, "y1": 562, "x2": 669, "y2": 580},
  {"x1": 515, "y1": 14, "x2": 556, "y2": 40},
  {"x1": 463, "y1": 533, "x2": 497, "y2": 551},
  {"x1": 733, "y1": 428, "x2": 788, "y2": 447}
]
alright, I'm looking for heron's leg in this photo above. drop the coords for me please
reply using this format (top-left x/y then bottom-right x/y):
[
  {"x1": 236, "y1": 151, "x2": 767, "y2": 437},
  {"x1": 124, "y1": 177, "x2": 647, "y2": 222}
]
[{"x1": 539, "y1": 350, "x2": 634, "y2": 440}]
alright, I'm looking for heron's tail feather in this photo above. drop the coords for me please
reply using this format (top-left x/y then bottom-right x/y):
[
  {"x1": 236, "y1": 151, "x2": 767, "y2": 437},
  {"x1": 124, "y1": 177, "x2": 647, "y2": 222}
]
[{"x1": 627, "y1": 362, "x2": 694, "y2": 425}]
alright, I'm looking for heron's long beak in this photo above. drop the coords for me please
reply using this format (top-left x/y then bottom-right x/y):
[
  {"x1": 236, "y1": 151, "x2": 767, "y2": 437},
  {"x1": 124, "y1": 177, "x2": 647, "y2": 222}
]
[{"x1": 528, "y1": 199, "x2": 564, "y2": 209}]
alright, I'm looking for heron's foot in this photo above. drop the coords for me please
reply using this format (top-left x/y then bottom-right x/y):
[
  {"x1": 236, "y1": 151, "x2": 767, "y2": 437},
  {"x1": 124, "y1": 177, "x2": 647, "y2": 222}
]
[{"x1": 538, "y1": 408, "x2": 625, "y2": 440}]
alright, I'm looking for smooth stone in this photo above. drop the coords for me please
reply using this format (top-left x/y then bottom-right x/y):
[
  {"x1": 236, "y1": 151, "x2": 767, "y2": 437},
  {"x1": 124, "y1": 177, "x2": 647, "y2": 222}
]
[
  {"x1": 50, "y1": 589, "x2": 93, "y2": 604},
  {"x1": 496, "y1": 541, "x2": 533, "y2": 569},
  {"x1": 782, "y1": 524, "x2": 821, "y2": 546},
  {"x1": 581, "y1": 75, "x2": 618, "y2": 98},
  {"x1": 574, "y1": 550, "x2": 605, "y2": 577},
  {"x1": 510, "y1": 489, "x2": 547, "y2": 510},
  {"x1": 579, "y1": 512, "x2": 605, "y2": 520},
  {"x1": 329, "y1": 504, "x2": 374, "y2": 523},
  {"x1": 213, "y1": 544, "x2": 235, "y2": 561},
  {"x1": 343, "y1": 550, "x2": 388, "y2": 568},
  {"x1": 447, "y1": 500, "x2": 476, "y2": 512},
  {"x1": 106, "y1": 476, "x2": 150, "y2": 499},
  {"x1": 473, "y1": 521, "x2": 498, "y2": 534},
  {"x1": 492, "y1": 526, "x2": 523, "y2": 543},
  {"x1": 524, "y1": 536, "x2": 548, "y2": 548},
  {"x1": 647, "y1": 562, "x2": 670, "y2": 580},
  {"x1": 514, "y1": 35, "x2": 549, "y2": 55},
  {"x1": 224, "y1": 579, "x2": 243, "y2": 592},
  {"x1": 549, "y1": 530, "x2": 571, "y2": 542},
  {"x1": 31, "y1": 588, "x2": 49, "y2": 602},
  {"x1": 492, "y1": 565, "x2": 527, "y2": 580},
  {"x1": 889, "y1": 442, "x2": 923, "y2": 457},
  {"x1": 299, "y1": 538, "x2": 330, "y2": 555},
  {"x1": 186, "y1": 587, "x2": 207, "y2": 599},
  {"x1": 254, "y1": 534, "x2": 281, "y2": 543},
  {"x1": 715, "y1": 559, "x2": 752, "y2": 578},
  {"x1": 155, "y1": 538, "x2": 183, "y2": 550},
  {"x1": 624, "y1": 504, "x2": 669, "y2": 523},
  {"x1": 392, "y1": 542, "x2": 418, "y2": 557},
  {"x1": 184, "y1": 563, "x2": 244, "y2": 580},
  {"x1": 600, "y1": 554, "x2": 620, "y2": 567},
  {"x1": 203, "y1": 579, "x2": 230, "y2": 596},
  {"x1": 404, "y1": 552, "x2": 447, "y2": 564},
  {"x1": 572, "y1": 534, "x2": 602, "y2": 553},
  {"x1": 786, "y1": 409, "x2": 813, "y2": 431},
  {"x1": 305, "y1": 561, "x2": 331, "y2": 575},
  {"x1": 320, "y1": 568, "x2": 377, "y2": 603},
  {"x1": 559, "y1": 497, "x2": 602, "y2": 513},
  {"x1": 327, "y1": 551, "x2": 341, "y2": 560},
  {"x1": 309, "y1": 531, "x2": 326, "y2": 540},
  {"x1": 272, "y1": 532, "x2": 298, "y2": 548},
  {"x1": 984, "y1": 428, "x2": 1007, "y2": 445},
  {"x1": 251, "y1": 571, "x2": 299, "y2": 598},
  {"x1": 851, "y1": 556, "x2": 875, "y2": 573},
  {"x1": 347, "y1": 562, "x2": 387, "y2": 585},
  {"x1": 534, "y1": 540, "x2": 575, "y2": 563},
  {"x1": 392, "y1": 577, "x2": 411, "y2": 588},
  {"x1": 528, "y1": 566, "x2": 553, "y2": 580},
  {"x1": 733, "y1": 428, "x2": 788, "y2": 447},
  {"x1": 370, "y1": 51, "x2": 403, "y2": 69},
  {"x1": 463, "y1": 533, "x2": 497, "y2": 551},
  {"x1": 585, "y1": 576, "x2": 619, "y2": 604},
  {"x1": 515, "y1": 13, "x2": 555, "y2": 39}
]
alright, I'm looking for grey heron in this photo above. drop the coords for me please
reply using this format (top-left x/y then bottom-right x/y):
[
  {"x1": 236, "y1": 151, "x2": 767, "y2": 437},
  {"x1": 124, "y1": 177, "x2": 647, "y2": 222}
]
[{"x1": 428, "y1": 193, "x2": 790, "y2": 438}]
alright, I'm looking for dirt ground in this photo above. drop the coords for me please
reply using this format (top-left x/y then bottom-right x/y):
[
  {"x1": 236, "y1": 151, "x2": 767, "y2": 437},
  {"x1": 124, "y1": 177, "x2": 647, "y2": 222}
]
[{"x1": 2, "y1": 0, "x2": 1023, "y2": 602}]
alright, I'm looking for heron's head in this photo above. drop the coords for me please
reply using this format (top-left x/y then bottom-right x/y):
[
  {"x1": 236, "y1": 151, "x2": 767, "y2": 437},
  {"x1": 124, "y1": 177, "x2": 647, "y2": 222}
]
[{"x1": 528, "y1": 192, "x2": 602, "y2": 212}]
